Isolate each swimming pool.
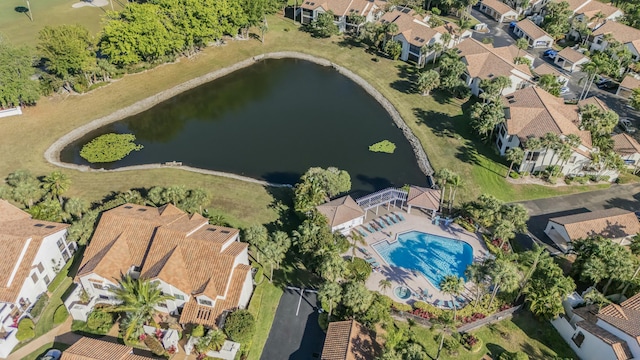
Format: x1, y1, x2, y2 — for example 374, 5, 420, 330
373, 231, 473, 289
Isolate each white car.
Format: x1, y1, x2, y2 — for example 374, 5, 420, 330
619, 118, 637, 134
560, 87, 570, 95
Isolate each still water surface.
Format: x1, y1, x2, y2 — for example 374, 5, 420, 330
61, 59, 428, 193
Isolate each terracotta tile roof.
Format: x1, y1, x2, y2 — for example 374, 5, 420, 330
613, 133, 640, 155
300, 0, 381, 16
579, 96, 610, 112
576, 320, 633, 360
577, 1, 621, 21
406, 186, 440, 211
317, 195, 365, 228
533, 63, 564, 78
620, 74, 640, 90
0, 200, 68, 303
551, 0, 590, 12
597, 293, 640, 348
548, 208, 640, 241
515, 19, 551, 40
379, 9, 438, 47
457, 38, 532, 80
321, 320, 379, 360
79, 204, 249, 326
556, 47, 588, 63
593, 21, 640, 45
480, 0, 516, 15
502, 87, 592, 147
61, 337, 158, 360
179, 264, 251, 327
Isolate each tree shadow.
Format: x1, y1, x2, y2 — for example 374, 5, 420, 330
336, 36, 363, 49
511, 312, 575, 359
390, 63, 418, 95
14, 6, 29, 18
605, 192, 640, 211
486, 343, 507, 358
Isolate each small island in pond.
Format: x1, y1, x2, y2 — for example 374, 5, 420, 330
369, 140, 396, 154
80, 133, 143, 163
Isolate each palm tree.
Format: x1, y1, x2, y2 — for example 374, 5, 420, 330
522, 137, 542, 174
465, 261, 488, 307
505, 147, 525, 178
434, 168, 452, 209
187, 188, 210, 214
115, 190, 146, 205
350, 233, 366, 262
262, 231, 291, 282
378, 279, 392, 294
197, 330, 226, 352
493, 76, 512, 96
385, 22, 399, 43
447, 172, 462, 212
43, 171, 71, 205
64, 197, 89, 220
441, 32, 452, 49
590, 11, 606, 27
419, 44, 429, 67
105, 276, 174, 340
163, 185, 187, 206
493, 220, 516, 250
342, 282, 373, 315
243, 225, 268, 263
416, 70, 440, 96
515, 244, 548, 302
318, 282, 342, 320
541, 132, 561, 166
430, 42, 443, 64
487, 258, 520, 308
440, 275, 465, 320
579, 60, 599, 100
11, 179, 43, 209
319, 252, 347, 282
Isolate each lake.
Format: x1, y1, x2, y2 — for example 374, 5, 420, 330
60, 58, 428, 194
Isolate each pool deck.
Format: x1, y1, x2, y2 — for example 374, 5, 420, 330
354, 206, 490, 308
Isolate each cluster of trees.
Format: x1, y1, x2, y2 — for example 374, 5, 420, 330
293, 167, 351, 214
436, 49, 469, 98
578, 46, 633, 100
462, 194, 529, 249
434, 168, 462, 212
579, 103, 619, 151
1, 0, 282, 106
542, 1, 573, 39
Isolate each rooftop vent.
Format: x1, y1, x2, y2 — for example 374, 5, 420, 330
34, 224, 44, 227
207, 228, 217, 232
124, 205, 133, 209
401, 7, 411, 13
45, 225, 55, 229
221, 230, 230, 234
137, 208, 147, 212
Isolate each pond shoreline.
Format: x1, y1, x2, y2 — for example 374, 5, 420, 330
44, 52, 434, 187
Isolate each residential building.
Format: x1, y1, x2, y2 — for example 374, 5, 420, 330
495, 87, 594, 175
552, 292, 640, 360
513, 19, 554, 48
68, 203, 253, 330
456, 38, 534, 96
0, 200, 73, 358
554, 47, 589, 73
300, 0, 386, 32
378, 8, 471, 65
520, 0, 551, 16
571, 1, 623, 28
317, 195, 366, 235
578, 95, 610, 112
478, 0, 518, 23
321, 320, 380, 360
544, 208, 640, 251
590, 21, 640, 62
533, 63, 568, 85
61, 337, 157, 360
617, 73, 640, 99
612, 133, 640, 170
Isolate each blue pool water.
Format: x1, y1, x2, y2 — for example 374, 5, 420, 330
373, 231, 473, 289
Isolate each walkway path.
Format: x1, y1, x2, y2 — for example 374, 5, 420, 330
6, 318, 82, 360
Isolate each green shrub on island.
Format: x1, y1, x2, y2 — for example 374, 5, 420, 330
369, 140, 396, 154
80, 133, 143, 163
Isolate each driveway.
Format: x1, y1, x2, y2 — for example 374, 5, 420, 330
470, 8, 517, 48
516, 183, 640, 251
260, 287, 325, 360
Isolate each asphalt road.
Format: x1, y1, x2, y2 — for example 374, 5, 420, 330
470, 8, 517, 48
517, 183, 640, 251
260, 288, 325, 360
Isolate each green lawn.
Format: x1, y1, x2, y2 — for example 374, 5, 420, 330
400, 311, 577, 360
35, 277, 72, 337
21, 342, 70, 360
246, 281, 283, 360
0, 0, 124, 47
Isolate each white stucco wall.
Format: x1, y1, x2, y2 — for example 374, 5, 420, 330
332, 216, 365, 235
237, 271, 254, 309
551, 316, 619, 360
154, 280, 189, 314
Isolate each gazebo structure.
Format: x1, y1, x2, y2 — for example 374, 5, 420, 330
317, 195, 366, 235
406, 186, 440, 217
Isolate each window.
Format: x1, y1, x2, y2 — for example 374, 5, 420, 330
92, 283, 103, 290
198, 298, 213, 307
44, 275, 50, 285
158, 302, 167, 308
497, 138, 503, 150
57, 239, 65, 250
569, 156, 576, 163
595, 37, 603, 45
530, 152, 540, 161
37, 263, 44, 273
31, 273, 38, 283
174, 294, 185, 301
572, 332, 585, 347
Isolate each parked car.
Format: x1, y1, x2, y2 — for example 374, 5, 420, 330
597, 80, 618, 90
40, 349, 61, 360
560, 86, 571, 95
544, 49, 557, 59
509, 21, 517, 29
595, 77, 610, 86
619, 118, 637, 134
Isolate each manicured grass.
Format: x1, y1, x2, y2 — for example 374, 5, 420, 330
246, 281, 283, 360
399, 310, 576, 360
0, 0, 124, 47
0, 14, 611, 229
21, 342, 70, 360
34, 277, 73, 337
